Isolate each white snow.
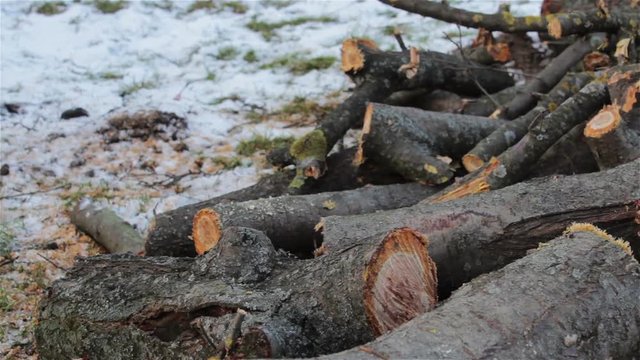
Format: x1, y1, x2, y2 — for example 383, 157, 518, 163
0, 0, 541, 354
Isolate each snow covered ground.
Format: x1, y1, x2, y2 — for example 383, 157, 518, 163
0, 0, 541, 356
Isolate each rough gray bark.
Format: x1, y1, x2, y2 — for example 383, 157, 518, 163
320, 228, 640, 360
358, 103, 507, 184
36, 227, 437, 359
320, 160, 640, 296
192, 182, 441, 256
70, 199, 145, 254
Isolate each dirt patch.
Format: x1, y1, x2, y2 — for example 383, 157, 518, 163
98, 110, 188, 143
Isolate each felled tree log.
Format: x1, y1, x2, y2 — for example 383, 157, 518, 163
607, 65, 640, 127
36, 227, 437, 359
584, 104, 640, 169
146, 147, 403, 257
320, 225, 640, 360
462, 71, 596, 172
530, 121, 598, 177
355, 103, 507, 184
319, 160, 640, 295
70, 199, 145, 255
498, 34, 605, 119
379, 0, 640, 38
461, 85, 522, 116
287, 38, 514, 188
190, 182, 441, 256
438, 78, 610, 201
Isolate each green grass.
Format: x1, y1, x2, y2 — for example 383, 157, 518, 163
205, 71, 216, 81
35, 2, 67, 15
98, 71, 124, 80
187, 0, 215, 13
94, 0, 127, 14
236, 135, 294, 156
0, 288, 13, 313
216, 46, 239, 61
0, 224, 15, 258
243, 50, 258, 63
223, 1, 247, 13
119, 79, 157, 97
59, 182, 115, 209
260, 54, 336, 74
211, 156, 243, 169
247, 16, 335, 40
275, 96, 334, 120
262, 0, 293, 9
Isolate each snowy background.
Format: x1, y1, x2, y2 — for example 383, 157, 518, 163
0, 0, 540, 356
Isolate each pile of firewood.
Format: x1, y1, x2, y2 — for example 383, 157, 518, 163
37, 0, 639, 359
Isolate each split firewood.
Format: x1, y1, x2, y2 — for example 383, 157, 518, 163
320, 225, 640, 360
146, 147, 403, 257
286, 38, 514, 188
462, 71, 596, 172
190, 182, 441, 256
36, 227, 437, 359
319, 160, 640, 295
530, 121, 598, 177
379, 0, 640, 38
70, 198, 145, 255
498, 34, 606, 119
355, 103, 507, 184
436, 77, 612, 202
584, 104, 640, 169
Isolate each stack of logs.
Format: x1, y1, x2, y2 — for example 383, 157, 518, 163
38, 0, 640, 359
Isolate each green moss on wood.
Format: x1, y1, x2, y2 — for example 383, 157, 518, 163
36, 2, 67, 15
290, 129, 327, 161
236, 135, 294, 156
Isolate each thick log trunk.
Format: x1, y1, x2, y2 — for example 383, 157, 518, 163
607, 65, 640, 127
190, 182, 441, 256
320, 225, 640, 360
70, 199, 145, 255
462, 71, 596, 172
437, 78, 610, 202
319, 160, 640, 296
461, 85, 521, 116
35, 227, 437, 359
584, 104, 640, 169
356, 103, 507, 184
146, 147, 403, 257
499, 34, 604, 119
287, 38, 514, 188
379, 0, 640, 38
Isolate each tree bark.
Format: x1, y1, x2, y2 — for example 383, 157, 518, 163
584, 104, 640, 169
319, 226, 640, 360
319, 160, 640, 296
288, 38, 514, 188
190, 182, 441, 256
462, 71, 596, 172
607, 65, 640, 128
356, 103, 507, 184
379, 0, 640, 38
437, 78, 610, 202
70, 199, 145, 255
36, 227, 437, 359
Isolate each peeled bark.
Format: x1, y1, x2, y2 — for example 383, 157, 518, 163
190, 182, 441, 256
462, 71, 596, 172
356, 103, 507, 184
438, 79, 609, 202
36, 227, 437, 359
70, 199, 145, 255
584, 104, 640, 169
319, 160, 640, 296
288, 38, 514, 188
320, 225, 640, 360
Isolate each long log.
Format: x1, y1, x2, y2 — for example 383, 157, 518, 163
35, 227, 437, 359
436, 77, 610, 202
287, 38, 514, 188
320, 225, 640, 360
145, 147, 403, 257
462, 71, 596, 172
355, 103, 507, 184
319, 160, 640, 296
379, 0, 640, 38
190, 182, 441, 256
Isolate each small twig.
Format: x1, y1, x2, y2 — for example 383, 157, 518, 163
393, 28, 408, 51
0, 184, 67, 200
0, 256, 17, 267
216, 308, 248, 360
37, 253, 69, 270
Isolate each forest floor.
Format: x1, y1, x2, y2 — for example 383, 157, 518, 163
0, 0, 540, 357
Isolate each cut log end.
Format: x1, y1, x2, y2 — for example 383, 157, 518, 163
547, 16, 562, 39
193, 208, 222, 255
432, 157, 500, 203
354, 103, 375, 166
341, 38, 378, 73
565, 223, 634, 257
584, 105, 622, 138
462, 153, 485, 172
364, 228, 438, 336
